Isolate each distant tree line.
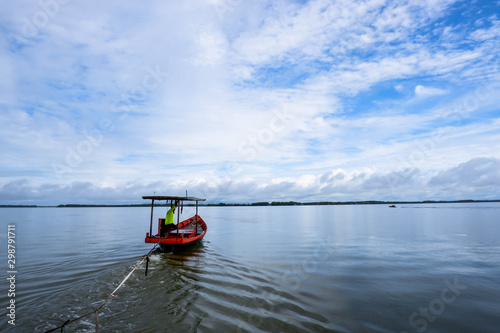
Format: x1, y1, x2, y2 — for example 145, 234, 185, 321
2, 199, 499, 208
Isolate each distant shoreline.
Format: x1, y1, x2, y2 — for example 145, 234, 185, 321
1, 199, 499, 208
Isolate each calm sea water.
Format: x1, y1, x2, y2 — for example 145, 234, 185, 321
1, 203, 499, 332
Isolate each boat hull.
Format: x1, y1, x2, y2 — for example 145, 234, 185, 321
145, 215, 207, 246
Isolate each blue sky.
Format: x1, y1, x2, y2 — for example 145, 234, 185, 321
1, 0, 499, 205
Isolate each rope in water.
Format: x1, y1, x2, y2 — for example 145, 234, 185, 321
44, 243, 162, 333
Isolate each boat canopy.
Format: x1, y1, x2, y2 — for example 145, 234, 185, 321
142, 195, 206, 202
143, 195, 206, 238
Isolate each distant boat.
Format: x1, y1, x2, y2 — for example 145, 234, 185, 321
389, 204, 396, 208
143, 195, 207, 252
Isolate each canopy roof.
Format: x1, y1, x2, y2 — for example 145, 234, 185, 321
142, 195, 206, 202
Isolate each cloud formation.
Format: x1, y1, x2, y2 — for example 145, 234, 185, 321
414, 85, 448, 98
429, 158, 500, 199
1, 0, 499, 204
2, 157, 499, 205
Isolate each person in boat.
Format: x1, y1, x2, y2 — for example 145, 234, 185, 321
161, 203, 177, 236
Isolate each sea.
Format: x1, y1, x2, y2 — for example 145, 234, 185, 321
0, 203, 499, 332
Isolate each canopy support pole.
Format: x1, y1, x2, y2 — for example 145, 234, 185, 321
149, 199, 154, 237
176, 200, 180, 239
195, 201, 199, 235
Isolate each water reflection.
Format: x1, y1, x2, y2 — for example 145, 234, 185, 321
1, 204, 499, 332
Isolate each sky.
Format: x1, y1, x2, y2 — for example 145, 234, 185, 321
0, 0, 499, 205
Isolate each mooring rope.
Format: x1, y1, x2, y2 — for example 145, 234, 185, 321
44, 243, 162, 333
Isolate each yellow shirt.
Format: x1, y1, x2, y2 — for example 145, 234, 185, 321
165, 205, 175, 225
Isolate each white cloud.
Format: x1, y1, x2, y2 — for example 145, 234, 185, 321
469, 19, 500, 41
414, 85, 448, 97
429, 158, 500, 199
193, 27, 228, 66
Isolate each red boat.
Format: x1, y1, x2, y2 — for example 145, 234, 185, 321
143, 195, 207, 251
